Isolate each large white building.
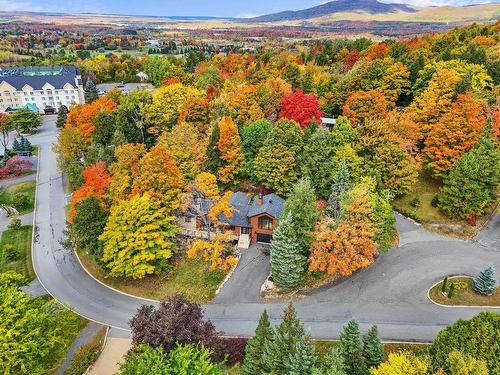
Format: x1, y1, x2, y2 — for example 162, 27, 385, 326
0, 66, 85, 114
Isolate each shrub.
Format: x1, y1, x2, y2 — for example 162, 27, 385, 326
441, 277, 448, 293
448, 283, 455, 298
0, 156, 32, 177
472, 266, 497, 296
431, 195, 440, 208
218, 337, 247, 366
8, 218, 22, 230
12, 193, 30, 210
3, 244, 19, 261
410, 196, 421, 209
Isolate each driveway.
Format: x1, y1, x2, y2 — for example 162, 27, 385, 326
30, 116, 500, 342
214, 245, 270, 304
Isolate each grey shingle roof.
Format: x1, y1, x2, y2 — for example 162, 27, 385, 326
221, 192, 285, 227
0, 66, 80, 90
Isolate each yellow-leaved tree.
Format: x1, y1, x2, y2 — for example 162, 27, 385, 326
187, 172, 238, 271
216, 116, 246, 187
100, 194, 178, 279
371, 352, 429, 375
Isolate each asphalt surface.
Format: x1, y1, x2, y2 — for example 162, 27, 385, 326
31, 116, 500, 342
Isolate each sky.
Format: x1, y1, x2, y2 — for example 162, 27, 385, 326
1, 0, 499, 18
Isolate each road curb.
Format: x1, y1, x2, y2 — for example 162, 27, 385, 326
427, 275, 500, 309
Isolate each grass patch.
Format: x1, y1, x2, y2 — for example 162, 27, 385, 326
77, 249, 228, 303
429, 276, 500, 307
0, 225, 34, 279
0, 180, 36, 214
64, 326, 107, 375
393, 170, 447, 223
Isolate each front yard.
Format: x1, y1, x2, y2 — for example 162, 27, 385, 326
0, 180, 36, 214
0, 225, 34, 279
77, 249, 228, 303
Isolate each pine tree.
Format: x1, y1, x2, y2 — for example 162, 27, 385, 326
472, 266, 497, 295
326, 158, 351, 219
84, 79, 99, 103
12, 138, 21, 151
313, 347, 347, 375
362, 325, 384, 368
441, 276, 448, 293
339, 320, 368, 375
264, 303, 306, 375
204, 121, 221, 177
289, 335, 317, 375
282, 178, 320, 255
242, 310, 274, 375
56, 105, 68, 128
270, 213, 307, 291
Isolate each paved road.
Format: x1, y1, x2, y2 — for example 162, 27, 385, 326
31, 116, 500, 342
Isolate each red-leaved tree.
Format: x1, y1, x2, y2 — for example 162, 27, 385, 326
279, 90, 323, 129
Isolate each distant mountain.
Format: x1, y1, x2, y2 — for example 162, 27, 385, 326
248, 0, 417, 22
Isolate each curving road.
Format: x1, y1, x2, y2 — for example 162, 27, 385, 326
31, 117, 500, 342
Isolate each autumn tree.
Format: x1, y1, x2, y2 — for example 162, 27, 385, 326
0, 113, 14, 152
205, 121, 222, 177
257, 77, 292, 120
424, 93, 486, 178
132, 145, 185, 210
371, 352, 429, 375
65, 96, 116, 141
54, 126, 87, 189
438, 137, 499, 221
100, 194, 178, 278
378, 62, 410, 105
279, 90, 323, 129
343, 90, 388, 126
229, 84, 264, 126
68, 161, 111, 222
159, 122, 206, 182
216, 116, 246, 187
142, 83, 203, 133
108, 143, 147, 204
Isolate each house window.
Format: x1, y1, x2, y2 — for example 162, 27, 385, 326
258, 216, 273, 230
241, 227, 250, 234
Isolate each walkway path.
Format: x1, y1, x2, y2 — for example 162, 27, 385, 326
30, 116, 500, 342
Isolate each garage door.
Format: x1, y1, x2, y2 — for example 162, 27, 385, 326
256, 233, 272, 244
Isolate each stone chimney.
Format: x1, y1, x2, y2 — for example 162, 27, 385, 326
257, 193, 263, 206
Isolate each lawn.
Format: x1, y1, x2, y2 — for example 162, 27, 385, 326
0, 225, 34, 279
314, 340, 429, 359
0, 181, 36, 214
77, 249, 228, 303
392, 169, 447, 223
429, 276, 500, 307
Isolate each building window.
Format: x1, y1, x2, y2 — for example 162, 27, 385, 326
258, 216, 273, 230
241, 227, 250, 234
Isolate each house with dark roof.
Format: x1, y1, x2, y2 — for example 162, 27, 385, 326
0, 66, 84, 114
181, 191, 285, 247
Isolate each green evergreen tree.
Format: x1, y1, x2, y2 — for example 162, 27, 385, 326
264, 303, 306, 375
439, 138, 499, 220
326, 158, 351, 219
289, 335, 317, 375
301, 128, 336, 198
271, 213, 307, 291
282, 178, 319, 255
242, 310, 274, 375
313, 347, 347, 375
472, 266, 497, 295
84, 79, 99, 103
339, 320, 368, 375
12, 138, 21, 151
56, 105, 68, 128
362, 325, 384, 368
204, 122, 221, 177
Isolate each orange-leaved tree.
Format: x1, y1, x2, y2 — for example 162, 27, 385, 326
216, 116, 245, 187
343, 89, 388, 126
309, 217, 377, 277
68, 161, 111, 222
424, 93, 486, 178
131, 145, 185, 210
65, 96, 116, 142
